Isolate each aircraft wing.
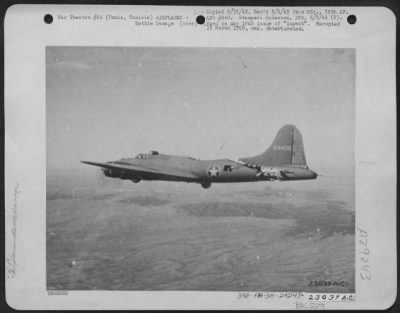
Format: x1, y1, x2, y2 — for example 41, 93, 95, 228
81, 160, 199, 181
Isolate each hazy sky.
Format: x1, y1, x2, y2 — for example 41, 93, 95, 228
46, 47, 355, 173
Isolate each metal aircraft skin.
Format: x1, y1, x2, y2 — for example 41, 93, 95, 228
82, 124, 318, 189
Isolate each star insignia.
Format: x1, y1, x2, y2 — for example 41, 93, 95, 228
207, 166, 220, 177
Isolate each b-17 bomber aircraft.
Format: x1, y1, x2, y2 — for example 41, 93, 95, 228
81, 124, 318, 189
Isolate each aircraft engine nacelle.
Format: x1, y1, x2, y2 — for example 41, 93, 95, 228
102, 168, 119, 178
257, 167, 283, 180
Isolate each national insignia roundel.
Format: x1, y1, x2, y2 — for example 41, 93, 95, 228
207, 165, 221, 177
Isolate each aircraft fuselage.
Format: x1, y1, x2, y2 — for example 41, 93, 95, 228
104, 153, 317, 185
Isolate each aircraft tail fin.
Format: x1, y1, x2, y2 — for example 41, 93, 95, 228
240, 124, 308, 167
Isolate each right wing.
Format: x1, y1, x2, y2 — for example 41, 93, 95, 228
81, 160, 199, 181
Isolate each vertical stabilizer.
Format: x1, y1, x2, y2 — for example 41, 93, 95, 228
239, 124, 307, 167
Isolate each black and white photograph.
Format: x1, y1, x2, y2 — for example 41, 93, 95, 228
46, 47, 355, 292
5, 5, 396, 310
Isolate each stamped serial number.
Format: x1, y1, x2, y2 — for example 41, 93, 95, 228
308, 294, 354, 301
308, 280, 349, 287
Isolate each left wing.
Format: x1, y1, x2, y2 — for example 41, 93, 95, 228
81, 161, 199, 181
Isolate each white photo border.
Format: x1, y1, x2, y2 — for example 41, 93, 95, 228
4, 5, 397, 310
